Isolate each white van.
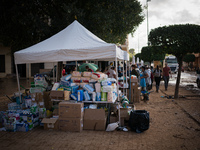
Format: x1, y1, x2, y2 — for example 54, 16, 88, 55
165, 56, 178, 73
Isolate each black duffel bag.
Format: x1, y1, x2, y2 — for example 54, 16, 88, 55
129, 110, 149, 133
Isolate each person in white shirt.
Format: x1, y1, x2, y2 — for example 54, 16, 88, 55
145, 66, 152, 90
107, 67, 116, 79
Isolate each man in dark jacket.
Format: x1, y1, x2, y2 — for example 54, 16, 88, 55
131, 65, 139, 78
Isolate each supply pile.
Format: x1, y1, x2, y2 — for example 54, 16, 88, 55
50, 71, 118, 102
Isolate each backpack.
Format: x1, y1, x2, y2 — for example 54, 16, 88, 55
154, 69, 160, 77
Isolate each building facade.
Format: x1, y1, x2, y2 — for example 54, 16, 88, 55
0, 44, 12, 78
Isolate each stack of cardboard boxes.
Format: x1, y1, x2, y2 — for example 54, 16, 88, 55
58, 102, 83, 132
130, 79, 141, 103
119, 104, 134, 126
83, 109, 107, 131
30, 91, 52, 110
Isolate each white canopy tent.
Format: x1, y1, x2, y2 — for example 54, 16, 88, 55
14, 20, 128, 64
14, 20, 129, 126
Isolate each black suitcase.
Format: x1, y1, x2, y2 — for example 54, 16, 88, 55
129, 110, 149, 133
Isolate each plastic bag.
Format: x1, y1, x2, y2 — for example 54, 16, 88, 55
89, 104, 97, 109
107, 92, 113, 102
106, 122, 119, 131
72, 71, 82, 77
101, 80, 112, 86
101, 86, 113, 92
129, 110, 149, 133
83, 84, 94, 93
71, 85, 79, 94
61, 74, 71, 81
96, 92, 101, 101
91, 92, 96, 101
70, 93, 77, 100
83, 91, 90, 101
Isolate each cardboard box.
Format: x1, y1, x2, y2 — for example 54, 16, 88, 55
43, 91, 51, 109
110, 115, 118, 123
120, 108, 129, 118
128, 83, 140, 103
59, 102, 84, 118
53, 108, 59, 115
31, 93, 43, 103
59, 118, 83, 132
83, 109, 107, 131
41, 118, 58, 130
120, 105, 135, 121
133, 87, 141, 103
131, 78, 138, 83
50, 91, 64, 100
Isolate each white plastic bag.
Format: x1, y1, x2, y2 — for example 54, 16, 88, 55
106, 122, 119, 131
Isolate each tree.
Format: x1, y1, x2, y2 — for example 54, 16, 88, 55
183, 54, 195, 65
135, 53, 141, 62
129, 48, 135, 62
0, 0, 144, 52
129, 48, 135, 55
141, 46, 153, 64
149, 24, 200, 98
141, 46, 165, 65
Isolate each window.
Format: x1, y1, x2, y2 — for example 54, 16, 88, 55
0, 55, 5, 73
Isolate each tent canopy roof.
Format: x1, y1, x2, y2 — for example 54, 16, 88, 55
14, 20, 129, 64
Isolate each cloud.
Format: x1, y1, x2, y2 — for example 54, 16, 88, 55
129, 0, 200, 52
175, 9, 195, 23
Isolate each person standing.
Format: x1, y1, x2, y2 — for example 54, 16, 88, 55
140, 66, 149, 101
109, 67, 117, 79
131, 65, 139, 78
163, 63, 171, 91
62, 64, 66, 76
145, 66, 152, 90
140, 66, 149, 91
154, 65, 162, 92
85, 66, 94, 72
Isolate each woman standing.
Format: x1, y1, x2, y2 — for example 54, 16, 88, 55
153, 65, 162, 92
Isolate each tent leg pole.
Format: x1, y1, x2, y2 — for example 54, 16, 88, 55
129, 63, 131, 103
15, 64, 22, 103
123, 60, 124, 95
56, 62, 58, 82
126, 61, 128, 97
76, 61, 77, 71
115, 57, 121, 127
53, 63, 55, 83
100, 62, 102, 72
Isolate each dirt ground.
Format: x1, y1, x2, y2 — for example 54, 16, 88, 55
0, 78, 200, 150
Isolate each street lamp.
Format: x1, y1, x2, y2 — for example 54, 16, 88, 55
147, 0, 151, 46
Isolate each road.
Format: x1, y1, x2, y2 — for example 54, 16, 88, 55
0, 72, 199, 150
